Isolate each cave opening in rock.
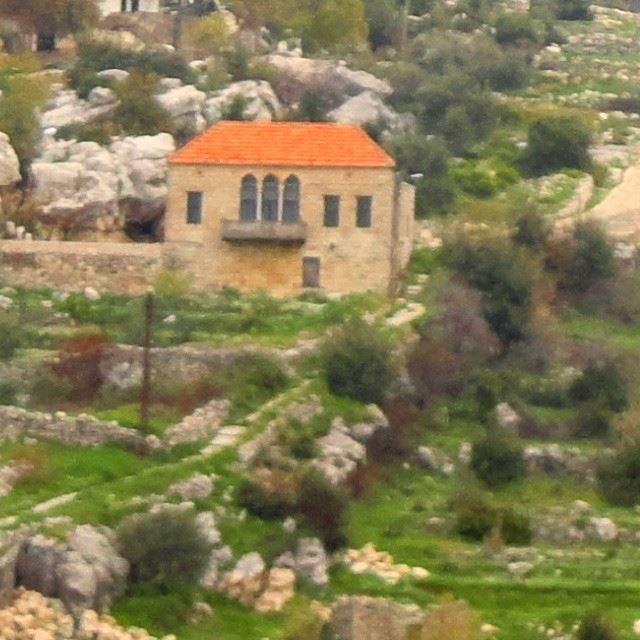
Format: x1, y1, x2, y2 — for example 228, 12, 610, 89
124, 219, 160, 242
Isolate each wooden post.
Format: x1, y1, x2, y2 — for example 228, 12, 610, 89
140, 291, 154, 430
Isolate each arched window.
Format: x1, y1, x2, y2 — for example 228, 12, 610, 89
240, 174, 258, 221
282, 175, 300, 223
262, 175, 279, 222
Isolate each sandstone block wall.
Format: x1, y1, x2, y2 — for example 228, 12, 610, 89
166, 164, 413, 295
0, 240, 164, 295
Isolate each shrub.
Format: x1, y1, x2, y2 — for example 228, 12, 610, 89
296, 90, 330, 122
278, 597, 328, 640
224, 353, 289, 415
297, 469, 348, 550
117, 509, 211, 587
558, 223, 615, 294
499, 507, 532, 545
471, 432, 525, 487
444, 238, 534, 346
494, 13, 541, 47
321, 320, 394, 405
0, 314, 22, 360
569, 362, 627, 413
572, 407, 612, 439
521, 116, 592, 176
74, 41, 193, 83
421, 598, 480, 640
577, 612, 618, 640
0, 379, 18, 405
597, 448, 640, 506
51, 332, 112, 401
29, 370, 75, 407
512, 209, 549, 249
113, 72, 174, 136
555, 0, 592, 20
236, 469, 299, 519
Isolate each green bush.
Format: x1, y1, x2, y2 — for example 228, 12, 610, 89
559, 222, 615, 294
237, 472, 298, 519
223, 353, 289, 415
569, 362, 627, 413
494, 13, 541, 47
500, 507, 532, 545
445, 238, 533, 346
577, 612, 618, 640
471, 432, 525, 487
0, 314, 22, 360
572, 407, 612, 439
74, 41, 194, 83
521, 116, 592, 176
321, 320, 394, 405
113, 72, 174, 137
117, 509, 211, 587
297, 469, 348, 550
512, 209, 549, 249
0, 379, 18, 405
597, 448, 640, 506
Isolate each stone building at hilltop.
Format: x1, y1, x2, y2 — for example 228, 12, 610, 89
164, 121, 415, 295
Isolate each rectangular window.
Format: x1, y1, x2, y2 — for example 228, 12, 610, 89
303, 257, 320, 288
186, 191, 202, 224
356, 196, 372, 228
323, 195, 340, 227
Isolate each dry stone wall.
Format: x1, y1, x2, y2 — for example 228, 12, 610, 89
0, 240, 163, 295
0, 406, 156, 452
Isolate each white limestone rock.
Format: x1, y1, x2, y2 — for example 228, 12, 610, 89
0, 132, 20, 186
204, 80, 283, 123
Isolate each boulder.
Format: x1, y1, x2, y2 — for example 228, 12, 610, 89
15, 526, 128, 617
217, 552, 266, 606
0, 132, 20, 186
314, 419, 367, 485
492, 403, 521, 434
264, 54, 391, 106
587, 517, 618, 542
254, 568, 295, 613
155, 85, 206, 137
204, 81, 283, 124
331, 596, 424, 640
39, 85, 116, 130
328, 92, 409, 131
294, 538, 328, 587
416, 446, 454, 475
168, 473, 214, 500
0, 533, 21, 592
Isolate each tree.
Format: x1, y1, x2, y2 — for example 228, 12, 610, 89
471, 432, 525, 487
0, 0, 99, 50
521, 116, 592, 176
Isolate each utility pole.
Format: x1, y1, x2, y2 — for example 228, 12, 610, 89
140, 290, 154, 431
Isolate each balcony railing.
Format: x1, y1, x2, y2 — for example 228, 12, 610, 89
221, 219, 308, 244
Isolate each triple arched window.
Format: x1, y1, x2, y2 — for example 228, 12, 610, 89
239, 174, 300, 223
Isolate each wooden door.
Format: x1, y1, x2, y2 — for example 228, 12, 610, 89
303, 257, 320, 288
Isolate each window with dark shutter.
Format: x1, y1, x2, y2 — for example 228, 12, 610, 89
356, 196, 372, 228
240, 175, 258, 221
186, 191, 202, 224
262, 175, 279, 222
283, 175, 300, 223
323, 195, 340, 227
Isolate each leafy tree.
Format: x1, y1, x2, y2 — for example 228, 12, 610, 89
569, 362, 627, 413
521, 116, 592, 176
365, 0, 402, 50
112, 72, 174, 136
0, 75, 48, 169
321, 319, 394, 404
494, 12, 541, 47
117, 510, 211, 587
387, 135, 455, 216
0, 0, 99, 49
471, 432, 525, 487
559, 222, 615, 293
445, 238, 534, 346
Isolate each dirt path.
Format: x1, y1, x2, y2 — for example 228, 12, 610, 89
583, 162, 640, 241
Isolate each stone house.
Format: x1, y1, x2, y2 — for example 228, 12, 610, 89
98, 0, 161, 16
165, 121, 415, 295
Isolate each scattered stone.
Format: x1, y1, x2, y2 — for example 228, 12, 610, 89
254, 567, 295, 613
168, 473, 214, 500
341, 544, 429, 585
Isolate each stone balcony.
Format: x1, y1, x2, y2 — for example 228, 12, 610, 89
221, 219, 308, 244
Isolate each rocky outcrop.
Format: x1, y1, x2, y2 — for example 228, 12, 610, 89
14, 526, 128, 618
265, 54, 391, 106
328, 92, 410, 131
39, 85, 118, 131
0, 132, 20, 186
0, 532, 21, 592
0, 588, 172, 640
0, 405, 158, 452
204, 81, 283, 123
31, 133, 175, 239
340, 544, 429, 585
331, 596, 424, 640
168, 473, 215, 500
155, 83, 207, 137
217, 552, 266, 607
254, 567, 295, 613
275, 537, 329, 587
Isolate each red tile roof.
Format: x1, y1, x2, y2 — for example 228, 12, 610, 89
169, 121, 395, 168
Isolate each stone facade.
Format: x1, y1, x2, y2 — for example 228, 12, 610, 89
165, 164, 414, 295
